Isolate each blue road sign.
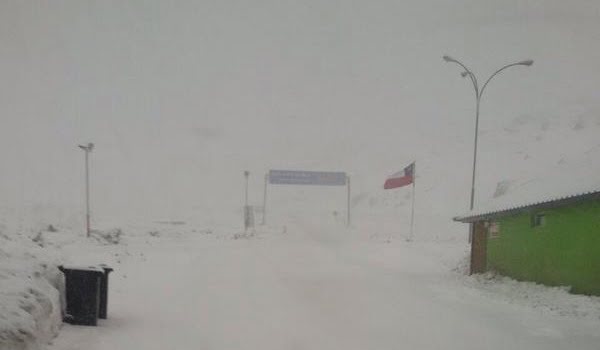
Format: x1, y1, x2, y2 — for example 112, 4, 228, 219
268, 170, 347, 186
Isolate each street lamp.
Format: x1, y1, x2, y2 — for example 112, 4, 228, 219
78, 142, 94, 237
443, 56, 533, 213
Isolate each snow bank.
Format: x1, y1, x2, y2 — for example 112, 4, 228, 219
460, 271, 600, 322
0, 231, 62, 350
441, 244, 600, 322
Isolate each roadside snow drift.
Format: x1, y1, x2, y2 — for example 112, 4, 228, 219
0, 231, 62, 350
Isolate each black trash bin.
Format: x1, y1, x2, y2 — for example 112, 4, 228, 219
98, 265, 113, 319
58, 265, 105, 326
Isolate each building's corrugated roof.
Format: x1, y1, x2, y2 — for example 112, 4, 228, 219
454, 171, 600, 222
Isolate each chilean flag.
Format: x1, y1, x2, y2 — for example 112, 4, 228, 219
384, 162, 415, 189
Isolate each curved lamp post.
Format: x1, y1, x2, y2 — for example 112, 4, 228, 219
443, 56, 533, 213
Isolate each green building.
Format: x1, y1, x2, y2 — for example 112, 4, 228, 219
454, 183, 600, 296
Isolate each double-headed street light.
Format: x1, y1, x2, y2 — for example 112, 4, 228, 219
78, 142, 94, 237
443, 56, 533, 214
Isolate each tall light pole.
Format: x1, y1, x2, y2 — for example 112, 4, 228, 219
443, 56, 533, 214
78, 143, 94, 237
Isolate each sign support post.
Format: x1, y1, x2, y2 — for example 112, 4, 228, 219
346, 175, 351, 227
262, 173, 268, 225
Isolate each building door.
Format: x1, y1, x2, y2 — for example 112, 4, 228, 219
470, 221, 487, 274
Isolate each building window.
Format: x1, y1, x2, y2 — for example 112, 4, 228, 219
531, 213, 545, 227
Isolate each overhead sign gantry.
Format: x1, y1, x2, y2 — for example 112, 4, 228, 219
262, 170, 351, 226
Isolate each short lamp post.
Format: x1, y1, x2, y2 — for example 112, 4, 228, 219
78, 143, 94, 237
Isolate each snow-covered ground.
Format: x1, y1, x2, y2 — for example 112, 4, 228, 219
3, 219, 598, 350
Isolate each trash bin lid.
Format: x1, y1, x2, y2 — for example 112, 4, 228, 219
98, 264, 113, 273
59, 265, 105, 273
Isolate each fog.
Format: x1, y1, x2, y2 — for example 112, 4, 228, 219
1, 0, 599, 237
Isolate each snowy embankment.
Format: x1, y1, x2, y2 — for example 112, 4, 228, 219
0, 229, 62, 350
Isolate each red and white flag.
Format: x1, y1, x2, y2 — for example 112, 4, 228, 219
384, 162, 415, 189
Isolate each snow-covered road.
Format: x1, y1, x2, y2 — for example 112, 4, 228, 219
49, 225, 600, 350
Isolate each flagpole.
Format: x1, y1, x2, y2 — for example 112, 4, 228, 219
409, 162, 416, 241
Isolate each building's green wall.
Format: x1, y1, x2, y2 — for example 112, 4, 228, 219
487, 199, 600, 295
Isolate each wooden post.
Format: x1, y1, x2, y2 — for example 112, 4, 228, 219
470, 221, 488, 274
